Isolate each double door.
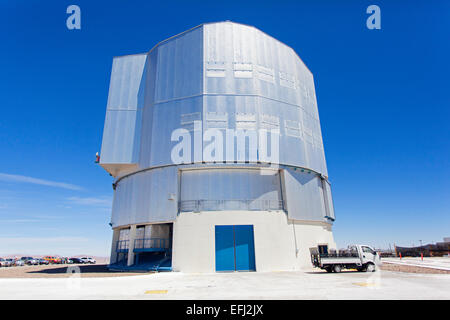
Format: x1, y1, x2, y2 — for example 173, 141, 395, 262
215, 225, 256, 272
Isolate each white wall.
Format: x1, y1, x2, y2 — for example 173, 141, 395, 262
172, 210, 335, 273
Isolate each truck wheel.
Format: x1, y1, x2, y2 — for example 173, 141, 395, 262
325, 267, 332, 273
333, 265, 342, 273
365, 263, 376, 272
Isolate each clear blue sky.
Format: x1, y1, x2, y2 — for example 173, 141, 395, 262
0, 0, 449, 256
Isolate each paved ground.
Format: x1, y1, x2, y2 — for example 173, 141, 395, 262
381, 257, 450, 271
0, 267, 448, 299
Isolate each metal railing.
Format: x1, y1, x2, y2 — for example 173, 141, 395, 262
179, 199, 284, 212
134, 238, 171, 250
116, 240, 129, 252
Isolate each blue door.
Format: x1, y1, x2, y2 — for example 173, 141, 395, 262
235, 225, 256, 271
215, 225, 255, 272
215, 225, 235, 271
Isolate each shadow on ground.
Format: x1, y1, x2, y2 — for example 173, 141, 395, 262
27, 264, 115, 275
305, 270, 362, 274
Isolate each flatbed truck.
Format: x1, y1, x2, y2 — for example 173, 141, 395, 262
310, 244, 381, 273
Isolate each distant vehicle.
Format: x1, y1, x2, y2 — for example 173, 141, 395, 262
59, 257, 68, 264
6, 259, 16, 267
43, 256, 61, 264
14, 260, 25, 266
311, 244, 381, 273
69, 257, 84, 264
21, 257, 39, 265
0, 258, 11, 267
37, 258, 49, 265
60, 257, 73, 264
80, 257, 96, 264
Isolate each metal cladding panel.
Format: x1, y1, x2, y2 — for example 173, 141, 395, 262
140, 96, 203, 168
111, 166, 178, 227
283, 168, 327, 222
154, 27, 203, 102
258, 96, 307, 167
204, 22, 302, 107
100, 54, 146, 165
138, 27, 203, 168
180, 168, 281, 202
202, 22, 328, 177
106, 54, 147, 111
323, 180, 335, 220
100, 109, 142, 164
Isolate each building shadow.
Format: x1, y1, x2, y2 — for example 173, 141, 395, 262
27, 264, 112, 274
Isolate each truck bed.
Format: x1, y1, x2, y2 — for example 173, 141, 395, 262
320, 256, 361, 265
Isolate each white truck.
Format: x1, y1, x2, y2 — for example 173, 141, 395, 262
310, 244, 381, 273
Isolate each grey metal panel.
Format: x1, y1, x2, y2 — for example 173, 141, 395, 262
140, 96, 204, 168
111, 166, 178, 227
202, 22, 327, 175
180, 168, 282, 210
100, 54, 146, 165
283, 168, 327, 222
106, 54, 147, 111
154, 27, 203, 102
322, 180, 335, 220
100, 109, 142, 164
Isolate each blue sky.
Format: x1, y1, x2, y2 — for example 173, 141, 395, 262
0, 0, 449, 256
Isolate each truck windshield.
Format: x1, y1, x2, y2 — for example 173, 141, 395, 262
362, 246, 375, 254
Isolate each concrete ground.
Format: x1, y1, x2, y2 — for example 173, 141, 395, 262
381, 257, 450, 271
0, 266, 449, 299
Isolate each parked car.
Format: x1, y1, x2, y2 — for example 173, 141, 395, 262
14, 260, 25, 266
20, 257, 39, 265
60, 257, 73, 264
80, 257, 96, 264
37, 258, 49, 265
69, 257, 84, 264
43, 256, 61, 264
0, 258, 11, 267
6, 259, 16, 266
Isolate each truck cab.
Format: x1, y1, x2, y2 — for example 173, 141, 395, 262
358, 245, 380, 267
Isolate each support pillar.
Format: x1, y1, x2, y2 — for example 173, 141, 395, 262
109, 229, 120, 264
127, 225, 137, 266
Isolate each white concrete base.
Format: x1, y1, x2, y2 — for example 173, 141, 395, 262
172, 210, 336, 273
